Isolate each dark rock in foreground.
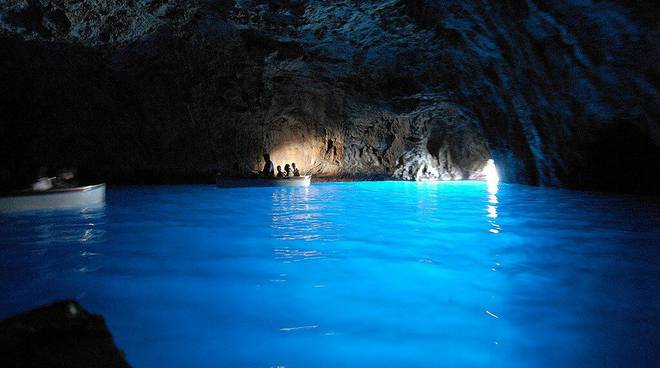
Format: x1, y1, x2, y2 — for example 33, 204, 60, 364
0, 300, 130, 368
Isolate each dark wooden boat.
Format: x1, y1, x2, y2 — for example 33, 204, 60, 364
216, 175, 312, 188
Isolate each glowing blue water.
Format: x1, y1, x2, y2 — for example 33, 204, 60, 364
1, 181, 659, 367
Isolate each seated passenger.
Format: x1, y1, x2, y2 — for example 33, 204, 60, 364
32, 177, 52, 191
276, 165, 285, 178
32, 167, 52, 191
284, 164, 292, 178
292, 162, 300, 177
262, 153, 275, 177
53, 169, 77, 188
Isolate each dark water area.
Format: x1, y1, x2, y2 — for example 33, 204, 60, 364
1, 181, 659, 367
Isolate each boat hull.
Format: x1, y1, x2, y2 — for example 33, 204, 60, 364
0, 184, 106, 213
216, 175, 311, 188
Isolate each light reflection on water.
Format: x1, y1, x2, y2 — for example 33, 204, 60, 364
0, 182, 659, 367
270, 187, 328, 242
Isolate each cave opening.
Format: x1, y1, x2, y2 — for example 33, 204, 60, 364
482, 159, 500, 185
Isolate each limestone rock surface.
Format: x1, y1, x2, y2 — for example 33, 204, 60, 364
1, 0, 659, 193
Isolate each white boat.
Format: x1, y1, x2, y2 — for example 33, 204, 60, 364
216, 175, 312, 188
0, 183, 106, 213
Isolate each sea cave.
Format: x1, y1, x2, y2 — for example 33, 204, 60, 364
0, 1, 659, 367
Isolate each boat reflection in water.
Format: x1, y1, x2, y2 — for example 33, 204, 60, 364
0, 204, 107, 311
269, 187, 333, 264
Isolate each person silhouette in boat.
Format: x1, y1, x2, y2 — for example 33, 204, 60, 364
276, 165, 285, 178
32, 166, 52, 191
284, 164, 293, 178
261, 153, 274, 177
292, 162, 300, 177
53, 168, 77, 188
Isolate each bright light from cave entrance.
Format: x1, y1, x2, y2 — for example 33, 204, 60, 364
484, 159, 499, 184
483, 159, 499, 194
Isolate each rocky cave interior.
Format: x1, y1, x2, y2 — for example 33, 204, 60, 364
1, 0, 659, 194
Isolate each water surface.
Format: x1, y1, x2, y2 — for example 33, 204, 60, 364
1, 181, 659, 367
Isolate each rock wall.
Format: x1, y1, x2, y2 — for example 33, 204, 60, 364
1, 0, 658, 193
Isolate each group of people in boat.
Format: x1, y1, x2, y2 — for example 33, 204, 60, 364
31, 168, 78, 191
261, 154, 300, 178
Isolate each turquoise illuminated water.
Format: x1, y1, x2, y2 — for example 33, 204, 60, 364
1, 181, 659, 367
